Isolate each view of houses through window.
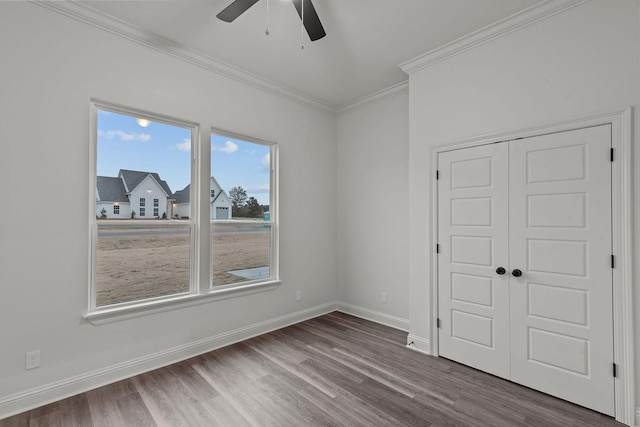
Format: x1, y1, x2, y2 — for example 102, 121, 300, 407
94, 108, 193, 307
211, 133, 272, 287
93, 105, 276, 309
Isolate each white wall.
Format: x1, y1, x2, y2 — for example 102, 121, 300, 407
173, 203, 190, 219
405, 0, 639, 422
96, 202, 130, 219
336, 90, 410, 329
0, 2, 336, 415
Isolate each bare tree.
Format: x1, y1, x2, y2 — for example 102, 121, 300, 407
229, 186, 247, 216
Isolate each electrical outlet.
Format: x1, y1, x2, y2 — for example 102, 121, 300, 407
26, 350, 40, 370
381, 292, 387, 303
296, 290, 301, 301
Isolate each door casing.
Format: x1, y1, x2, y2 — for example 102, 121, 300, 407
429, 108, 635, 425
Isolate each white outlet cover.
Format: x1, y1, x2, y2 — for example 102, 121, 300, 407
26, 350, 40, 370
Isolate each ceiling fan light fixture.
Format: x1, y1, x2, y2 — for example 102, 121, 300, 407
217, 0, 326, 43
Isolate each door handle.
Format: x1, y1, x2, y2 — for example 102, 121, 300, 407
511, 269, 522, 277
496, 267, 506, 275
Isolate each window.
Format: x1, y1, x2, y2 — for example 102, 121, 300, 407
211, 132, 276, 288
92, 103, 193, 309
89, 102, 278, 318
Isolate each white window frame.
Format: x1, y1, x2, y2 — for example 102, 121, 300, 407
210, 128, 279, 290
85, 101, 280, 325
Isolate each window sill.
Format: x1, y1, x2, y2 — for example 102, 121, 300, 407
83, 280, 281, 325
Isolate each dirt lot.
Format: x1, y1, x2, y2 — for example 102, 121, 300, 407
96, 226, 269, 307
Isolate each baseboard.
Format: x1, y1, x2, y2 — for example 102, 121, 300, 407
406, 334, 431, 355
0, 302, 336, 419
335, 302, 410, 331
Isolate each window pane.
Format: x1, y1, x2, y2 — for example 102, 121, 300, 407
95, 108, 192, 307
211, 223, 270, 286
96, 225, 191, 306
211, 133, 272, 287
210, 135, 270, 220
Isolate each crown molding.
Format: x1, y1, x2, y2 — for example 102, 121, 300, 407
31, 0, 336, 115
399, 0, 590, 75
336, 81, 409, 114
31, 0, 591, 114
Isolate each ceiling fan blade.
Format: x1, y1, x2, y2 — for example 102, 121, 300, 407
291, 0, 326, 41
217, 0, 260, 23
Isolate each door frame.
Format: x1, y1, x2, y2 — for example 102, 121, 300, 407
430, 108, 635, 425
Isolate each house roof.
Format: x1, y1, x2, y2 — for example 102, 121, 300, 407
173, 178, 231, 204
96, 176, 128, 202
173, 184, 190, 204
118, 169, 173, 196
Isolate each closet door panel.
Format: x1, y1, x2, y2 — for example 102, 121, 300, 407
437, 143, 510, 378
508, 125, 614, 416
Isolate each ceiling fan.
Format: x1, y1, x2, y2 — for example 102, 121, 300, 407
217, 0, 326, 41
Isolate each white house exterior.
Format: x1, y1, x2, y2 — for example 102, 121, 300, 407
210, 176, 232, 220
171, 186, 190, 219
172, 177, 232, 220
96, 169, 174, 219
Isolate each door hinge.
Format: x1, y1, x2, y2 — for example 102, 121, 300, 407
611, 254, 615, 269
610, 148, 614, 162
436, 170, 440, 180
613, 363, 617, 378
436, 318, 441, 328
436, 244, 440, 254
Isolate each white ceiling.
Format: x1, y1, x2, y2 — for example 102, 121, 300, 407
76, 0, 544, 109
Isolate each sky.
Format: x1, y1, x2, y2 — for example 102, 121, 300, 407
97, 110, 271, 205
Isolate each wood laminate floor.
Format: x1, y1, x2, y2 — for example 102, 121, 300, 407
0, 312, 624, 426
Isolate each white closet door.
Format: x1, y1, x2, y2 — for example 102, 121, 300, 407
508, 125, 614, 415
437, 143, 510, 379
